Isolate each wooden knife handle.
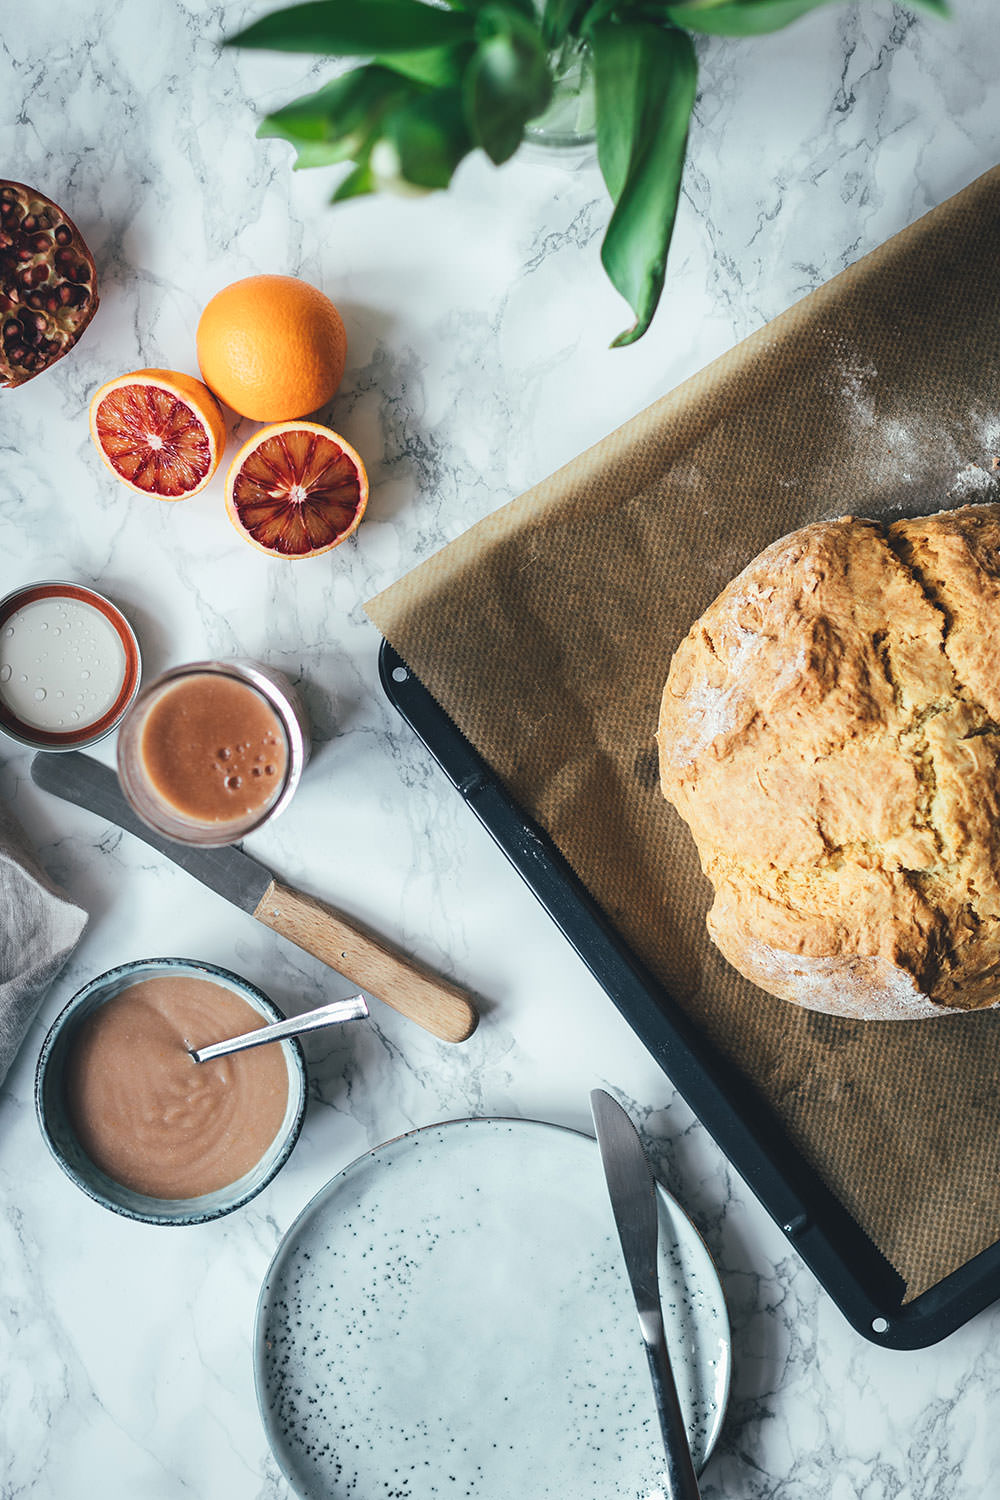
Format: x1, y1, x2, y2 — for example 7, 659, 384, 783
253, 878, 478, 1044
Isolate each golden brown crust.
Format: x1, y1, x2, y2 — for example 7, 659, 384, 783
657, 503, 1000, 1019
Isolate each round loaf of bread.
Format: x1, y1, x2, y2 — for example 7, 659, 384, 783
657, 503, 1000, 1019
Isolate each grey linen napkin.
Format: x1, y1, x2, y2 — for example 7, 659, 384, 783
0, 800, 87, 1086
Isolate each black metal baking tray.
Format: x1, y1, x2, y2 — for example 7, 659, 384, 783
379, 638, 1000, 1348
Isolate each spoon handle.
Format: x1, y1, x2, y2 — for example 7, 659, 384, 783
191, 994, 369, 1063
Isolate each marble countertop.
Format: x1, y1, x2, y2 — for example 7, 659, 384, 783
3, 1, 1000, 1495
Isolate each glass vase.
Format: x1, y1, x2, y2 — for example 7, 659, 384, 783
523, 38, 596, 162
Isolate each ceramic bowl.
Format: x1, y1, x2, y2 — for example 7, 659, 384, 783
35, 957, 307, 1225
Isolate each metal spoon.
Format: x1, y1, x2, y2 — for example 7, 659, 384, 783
189, 994, 369, 1063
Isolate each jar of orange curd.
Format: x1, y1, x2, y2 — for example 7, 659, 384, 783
116, 660, 310, 846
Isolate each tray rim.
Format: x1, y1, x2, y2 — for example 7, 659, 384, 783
379, 636, 1000, 1350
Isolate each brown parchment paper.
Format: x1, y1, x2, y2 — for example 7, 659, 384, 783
366, 166, 1000, 1302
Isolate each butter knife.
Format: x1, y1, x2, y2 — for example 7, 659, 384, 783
590, 1089, 702, 1500
30, 750, 478, 1044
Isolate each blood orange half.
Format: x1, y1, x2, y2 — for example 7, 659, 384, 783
89, 368, 226, 499
224, 421, 368, 559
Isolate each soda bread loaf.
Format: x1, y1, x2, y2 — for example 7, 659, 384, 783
657, 503, 1000, 1019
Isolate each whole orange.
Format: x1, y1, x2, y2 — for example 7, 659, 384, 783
196, 274, 347, 422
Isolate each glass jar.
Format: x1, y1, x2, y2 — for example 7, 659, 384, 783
523, 39, 596, 162
117, 660, 310, 847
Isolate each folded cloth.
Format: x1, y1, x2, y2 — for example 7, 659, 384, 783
0, 800, 87, 1087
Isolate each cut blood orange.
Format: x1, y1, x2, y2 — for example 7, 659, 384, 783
224, 421, 368, 559
89, 368, 226, 499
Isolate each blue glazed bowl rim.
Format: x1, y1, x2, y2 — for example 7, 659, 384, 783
35, 956, 307, 1226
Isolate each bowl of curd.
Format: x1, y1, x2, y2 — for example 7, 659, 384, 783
35, 957, 307, 1225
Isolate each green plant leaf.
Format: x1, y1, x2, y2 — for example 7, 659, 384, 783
373, 42, 475, 85
331, 159, 378, 199
661, 0, 947, 37
662, 0, 835, 34
258, 66, 418, 167
257, 64, 422, 172
463, 7, 552, 164
226, 0, 474, 55
540, 0, 584, 48
447, 0, 537, 18
662, 0, 948, 31
576, 0, 625, 33
381, 88, 473, 187
591, 21, 697, 346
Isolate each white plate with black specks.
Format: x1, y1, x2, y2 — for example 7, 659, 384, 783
254, 1117, 731, 1500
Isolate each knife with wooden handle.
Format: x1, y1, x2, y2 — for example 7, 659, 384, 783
30, 751, 478, 1044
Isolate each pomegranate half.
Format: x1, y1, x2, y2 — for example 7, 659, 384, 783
0, 181, 99, 388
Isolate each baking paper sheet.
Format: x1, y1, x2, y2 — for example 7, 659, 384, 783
367, 166, 1000, 1300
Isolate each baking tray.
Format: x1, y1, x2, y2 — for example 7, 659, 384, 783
379, 638, 1000, 1349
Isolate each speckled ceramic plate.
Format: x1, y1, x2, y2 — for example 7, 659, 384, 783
254, 1118, 731, 1500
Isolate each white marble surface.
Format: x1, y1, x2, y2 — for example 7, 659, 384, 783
2, 1, 1000, 1495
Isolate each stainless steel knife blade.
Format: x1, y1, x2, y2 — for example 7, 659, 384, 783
590, 1088, 702, 1500
31, 750, 273, 911
29, 749, 480, 1045
591, 1086, 661, 1334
